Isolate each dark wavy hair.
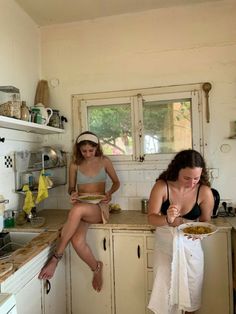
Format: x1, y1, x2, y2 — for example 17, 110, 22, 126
73, 131, 103, 165
158, 149, 210, 186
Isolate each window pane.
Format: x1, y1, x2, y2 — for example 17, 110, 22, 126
87, 104, 133, 156
143, 99, 192, 154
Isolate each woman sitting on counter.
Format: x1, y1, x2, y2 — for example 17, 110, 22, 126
148, 149, 214, 314
38, 131, 120, 292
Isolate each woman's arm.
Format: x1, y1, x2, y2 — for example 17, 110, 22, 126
148, 180, 171, 227
198, 185, 214, 222
68, 162, 78, 195
104, 157, 120, 200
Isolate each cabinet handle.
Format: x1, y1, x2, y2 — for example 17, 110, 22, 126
103, 237, 107, 251
137, 245, 141, 258
46, 279, 51, 294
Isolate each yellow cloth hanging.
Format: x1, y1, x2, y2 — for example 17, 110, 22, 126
22, 184, 35, 214
35, 170, 49, 204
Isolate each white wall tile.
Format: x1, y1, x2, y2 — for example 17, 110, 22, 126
128, 197, 142, 211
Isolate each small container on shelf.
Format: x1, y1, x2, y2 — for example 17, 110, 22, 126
49, 109, 61, 128
20, 101, 30, 121
0, 86, 21, 119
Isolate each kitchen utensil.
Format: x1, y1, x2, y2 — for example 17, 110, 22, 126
33, 103, 53, 125
202, 82, 212, 123
40, 146, 59, 168
211, 188, 220, 218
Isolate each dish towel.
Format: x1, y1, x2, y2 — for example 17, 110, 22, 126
35, 170, 49, 204
22, 184, 35, 214
98, 203, 109, 224
148, 226, 204, 314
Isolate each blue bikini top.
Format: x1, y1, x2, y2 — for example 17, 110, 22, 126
160, 181, 201, 220
77, 167, 107, 185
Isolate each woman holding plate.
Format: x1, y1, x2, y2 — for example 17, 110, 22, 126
39, 131, 120, 292
148, 149, 214, 314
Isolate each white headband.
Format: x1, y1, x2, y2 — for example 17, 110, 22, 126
77, 134, 99, 144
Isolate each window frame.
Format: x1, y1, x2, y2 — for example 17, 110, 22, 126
72, 84, 205, 166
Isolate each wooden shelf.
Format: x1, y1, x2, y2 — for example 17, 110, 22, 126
0, 115, 65, 134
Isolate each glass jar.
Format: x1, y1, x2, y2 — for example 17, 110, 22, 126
49, 109, 60, 128
31, 108, 42, 124
21, 101, 30, 121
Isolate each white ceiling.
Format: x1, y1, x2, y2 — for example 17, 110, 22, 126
14, 0, 221, 26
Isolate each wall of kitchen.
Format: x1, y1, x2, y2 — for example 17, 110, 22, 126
40, 0, 236, 209
0, 0, 236, 213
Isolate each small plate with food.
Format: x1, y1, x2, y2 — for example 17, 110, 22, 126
77, 194, 105, 204
178, 222, 218, 238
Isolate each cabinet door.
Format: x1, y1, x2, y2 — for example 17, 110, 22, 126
15, 273, 42, 314
113, 234, 146, 314
70, 228, 112, 314
196, 231, 233, 314
44, 254, 67, 314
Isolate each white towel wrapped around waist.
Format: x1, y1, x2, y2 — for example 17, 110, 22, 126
148, 226, 204, 314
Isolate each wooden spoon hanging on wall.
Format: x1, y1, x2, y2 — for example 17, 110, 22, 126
202, 82, 212, 123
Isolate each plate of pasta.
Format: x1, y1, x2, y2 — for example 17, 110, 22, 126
178, 222, 218, 238
77, 194, 105, 204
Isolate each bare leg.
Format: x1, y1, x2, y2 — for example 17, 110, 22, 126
38, 202, 102, 280
71, 221, 103, 292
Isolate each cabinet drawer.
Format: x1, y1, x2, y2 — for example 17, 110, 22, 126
146, 236, 155, 250
147, 251, 153, 268
147, 270, 153, 291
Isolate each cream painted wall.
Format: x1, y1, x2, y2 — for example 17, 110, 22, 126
40, 0, 236, 204
0, 0, 40, 103
1, 0, 236, 212
0, 0, 41, 210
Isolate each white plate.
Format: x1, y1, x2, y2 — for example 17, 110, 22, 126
77, 195, 105, 204
178, 222, 218, 238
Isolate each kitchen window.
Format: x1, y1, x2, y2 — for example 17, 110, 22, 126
72, 84, 204, 164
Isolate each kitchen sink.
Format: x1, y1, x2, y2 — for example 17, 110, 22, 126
0, 231, 40, 260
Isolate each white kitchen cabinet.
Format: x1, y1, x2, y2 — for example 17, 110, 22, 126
15, 273, 42, 314
146, 229, 233, 314
70, 226, 233, 314
113, 231, 146, 314
1, 245, 69, 314
196, 230, 233, 314
43, 254, 67, 314
70, 228, 112, 314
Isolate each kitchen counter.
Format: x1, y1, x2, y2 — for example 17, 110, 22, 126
0, 209, 232, 282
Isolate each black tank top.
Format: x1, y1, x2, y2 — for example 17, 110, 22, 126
160, 181, 201, 220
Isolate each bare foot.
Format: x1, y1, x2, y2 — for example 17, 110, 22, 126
92, 261, 103, 292
38, 256, 58, 280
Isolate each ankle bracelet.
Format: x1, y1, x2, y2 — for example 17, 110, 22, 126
52, 252, 63, 261
92, 262, 101, 273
